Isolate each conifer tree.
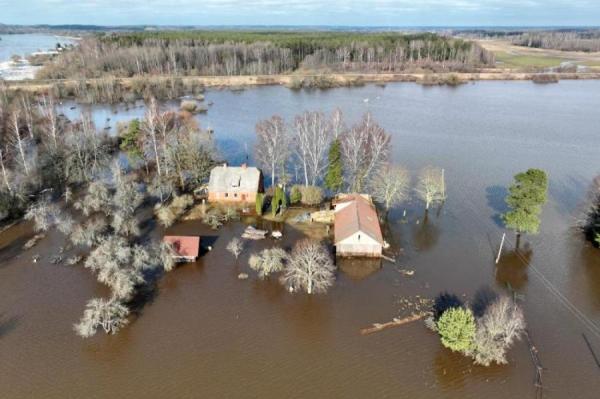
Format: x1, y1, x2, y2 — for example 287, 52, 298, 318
324, 139, 344, 193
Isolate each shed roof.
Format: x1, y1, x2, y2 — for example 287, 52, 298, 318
208, 165, 261, 193
163, 236, 200, 259
334, 194, 383, 245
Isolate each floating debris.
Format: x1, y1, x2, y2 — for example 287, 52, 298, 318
242, 226, 268, 240
23, 234, 45, 250
32, 254, 40, 263
50, 255, 63, 264
66, 256, 83, 266
237, 273, 249, 280
399, 269, 415, 277
272, 230, 283, 239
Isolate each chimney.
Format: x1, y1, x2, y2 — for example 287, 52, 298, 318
241, 163, 247, 169
223, 162, 227, 168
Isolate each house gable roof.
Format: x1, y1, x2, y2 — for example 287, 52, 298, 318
334, 194, 383, 245
208, 165, 261, 193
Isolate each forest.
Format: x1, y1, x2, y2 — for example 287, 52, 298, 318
37, 31, 495, 79
510, 31, 600, 53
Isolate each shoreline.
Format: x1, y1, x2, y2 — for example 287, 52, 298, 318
4, 70, 600, 93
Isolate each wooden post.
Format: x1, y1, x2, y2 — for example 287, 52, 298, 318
495, 233, 506, 264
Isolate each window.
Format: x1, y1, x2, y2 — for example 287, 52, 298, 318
225, 193, 229, 198
234, 193, 238, 198
358, 234, 361, 241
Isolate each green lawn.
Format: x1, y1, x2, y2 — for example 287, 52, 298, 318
494, 51, 566, 68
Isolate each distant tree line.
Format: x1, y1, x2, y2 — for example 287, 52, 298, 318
37, 31, 495, 79
510, 31, 600, 53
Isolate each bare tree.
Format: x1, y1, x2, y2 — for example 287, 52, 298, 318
293, 111, 331, 186
0, 146, 12, 193
472, 295, 526, 366
9, 110, 30, 176
249, 247, 287, 279
330, 108, 346, 140
84, 235, 147, 301
341, 113, 390, 192
141, 98, 164, 177
226, 238, 244, 259
74, 298, 129, 338
24, 198, 62, 232
19, 95, 35, 139
415, 166, 446, 210
255, 116, 289, 186
38, 95, 61, 149
64, 113, 110, 183
281, 239, 335, 294
75, 180, 111, 216
156, 241, 176, 272
369, 164, 411, 211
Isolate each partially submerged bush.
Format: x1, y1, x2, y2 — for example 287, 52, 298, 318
203, 209, 223, 229
74, 298, 129, 338
436, 307, 476, 354
431, 290, 526, 367
226, 238, 244, 259
249, 247, 288, 279
180, 100, 198, 113
471, 296, 526, 366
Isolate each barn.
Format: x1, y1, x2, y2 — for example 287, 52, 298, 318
207, 163, 263, 203
333, 194, 383, 258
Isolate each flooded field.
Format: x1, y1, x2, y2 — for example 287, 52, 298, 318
2, 81, 600, 398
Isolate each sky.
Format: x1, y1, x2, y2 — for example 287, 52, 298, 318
1, 0, 599, 27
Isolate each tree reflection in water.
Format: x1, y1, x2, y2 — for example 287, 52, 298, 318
412, 209, 441, 253
495, 243, 533, 291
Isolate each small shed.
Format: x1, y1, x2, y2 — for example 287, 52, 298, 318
208, 163, 263, 203
163, 235, 201, 262
334, 194, 383, 258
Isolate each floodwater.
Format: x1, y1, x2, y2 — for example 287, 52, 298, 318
3, 81, 600, 398
0, 34, 73, 62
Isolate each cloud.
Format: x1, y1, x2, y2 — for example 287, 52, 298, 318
1, 0, 598, 26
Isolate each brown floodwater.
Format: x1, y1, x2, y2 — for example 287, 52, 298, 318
2, 81, 600, 398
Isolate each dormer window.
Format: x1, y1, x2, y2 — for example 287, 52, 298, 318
231, 176, 241, 187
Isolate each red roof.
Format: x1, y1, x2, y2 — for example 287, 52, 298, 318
163, 236, 200, 258
334, 194, 383, 245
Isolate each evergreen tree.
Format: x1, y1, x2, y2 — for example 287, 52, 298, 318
119, 119, 142, 161
503, 169, 548, 239
271, 185, 286, 216
324, 139, 344, 193
256, 193, 264, 216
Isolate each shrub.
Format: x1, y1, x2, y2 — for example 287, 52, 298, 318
226, 238, 244, 259
290, 185, 302, 204
180, 100, 198, 113
471, 296, 526, 366
437, 307, 476, 354
300, 185, 324, 206
249, 247, 288, 279
203, 209, 223, 229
